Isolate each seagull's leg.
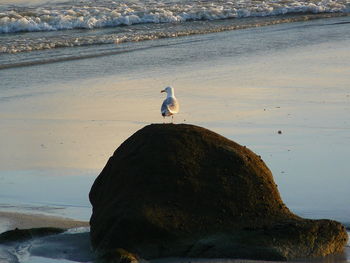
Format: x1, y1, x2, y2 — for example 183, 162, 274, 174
171, 115, 174, 124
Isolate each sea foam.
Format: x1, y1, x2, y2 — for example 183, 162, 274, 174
0, 12, 347, 55
0, 0, 349, 34
0, 0, 349, 54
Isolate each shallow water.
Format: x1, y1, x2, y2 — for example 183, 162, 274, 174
0, 12, 349, 263
0, 171, 94, 221
1, 15, 350, 221
0, 0, 349, 54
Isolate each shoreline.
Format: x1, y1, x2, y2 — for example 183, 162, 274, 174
1, 13, 349, 67
0, 211, 89, 234
0, 13, 349, 262
0, 210, 348, 263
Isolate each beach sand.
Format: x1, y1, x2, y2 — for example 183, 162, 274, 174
0, 212, 92, 263
0, 211, 89, 233
2, 17, 349, 221
0, 211, 348, 263
0, 210, 348, 263
0, 16, 349, 263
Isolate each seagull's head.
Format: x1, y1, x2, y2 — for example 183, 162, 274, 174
161, 86, 173, 95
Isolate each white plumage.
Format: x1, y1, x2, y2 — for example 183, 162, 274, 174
161, 86, 179, 120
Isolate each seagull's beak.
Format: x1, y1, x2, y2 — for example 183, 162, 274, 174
161, 89, 165, 93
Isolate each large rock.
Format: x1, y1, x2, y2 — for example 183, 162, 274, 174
89, 124, 348, 262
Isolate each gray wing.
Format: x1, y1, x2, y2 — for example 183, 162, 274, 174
161, 99, 169, 116
161, 97, 179, 116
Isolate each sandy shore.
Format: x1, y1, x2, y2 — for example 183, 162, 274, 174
0, 211, 89, 233
0, 16, 349, 263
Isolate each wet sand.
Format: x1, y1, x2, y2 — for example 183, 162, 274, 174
0, 211, 348, 263
0, 16, 349, 262
0, 211, 89, 233
1, 17, 349, 222
1, 17, 350, 220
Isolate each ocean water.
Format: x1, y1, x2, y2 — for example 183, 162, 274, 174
1, 0, 350, 262
0, 0, 349, 56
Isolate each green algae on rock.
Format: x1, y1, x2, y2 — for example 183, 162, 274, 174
89, 124, 348, 262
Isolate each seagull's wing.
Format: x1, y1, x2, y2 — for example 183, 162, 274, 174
161, 99, 170, 116
161, 97, 179, 116
165, 97, 179, 114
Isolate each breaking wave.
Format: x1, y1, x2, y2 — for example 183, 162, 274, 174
0, 0, 349, 34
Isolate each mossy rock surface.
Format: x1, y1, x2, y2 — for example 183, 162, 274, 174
89, 124, 348, 261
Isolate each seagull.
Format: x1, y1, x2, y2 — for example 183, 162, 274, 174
161, 86, 179, 122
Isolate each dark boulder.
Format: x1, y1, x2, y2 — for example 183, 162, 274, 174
89, 124, 348, 262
